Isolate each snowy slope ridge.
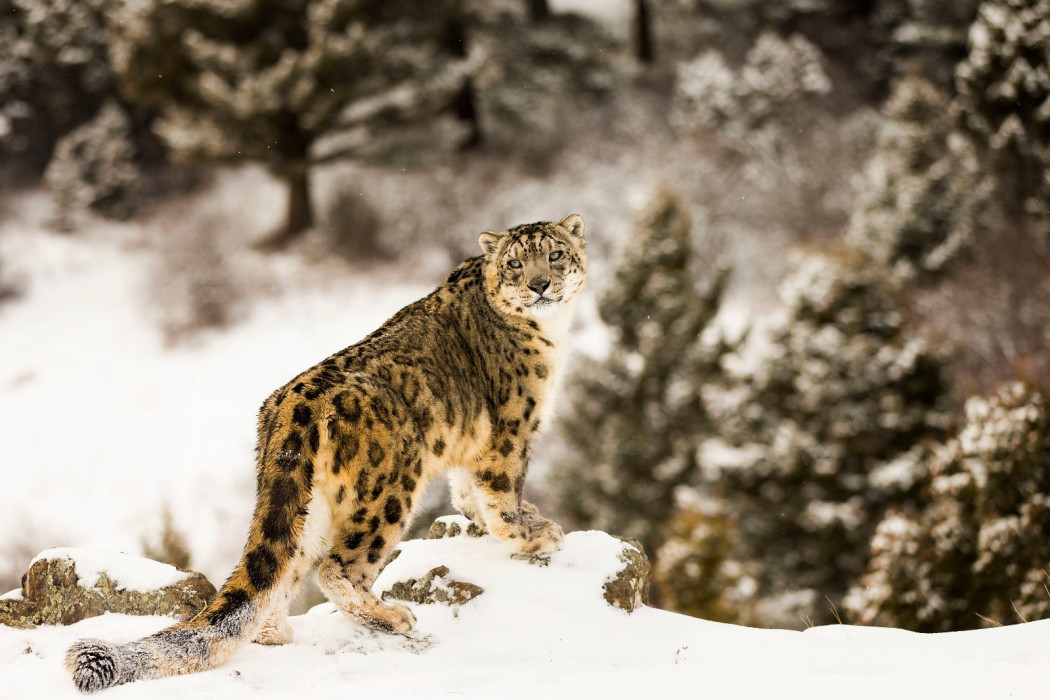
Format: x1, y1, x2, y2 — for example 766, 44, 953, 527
1, 519, 1048, 699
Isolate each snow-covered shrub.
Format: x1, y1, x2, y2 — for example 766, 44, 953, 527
847, 75, 991, 279
955, 0, 1050, 217
707, 251, 950, 626
550, 188, 733, 554
675, 30, 830, 139
44, 101, 143, 230
654, 487, 757, 623
846, 383, 1050, 631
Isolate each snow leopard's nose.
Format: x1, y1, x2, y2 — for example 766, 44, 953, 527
528, 277, 551, 295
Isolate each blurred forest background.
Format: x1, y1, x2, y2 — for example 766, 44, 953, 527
2, 0, 1049, 633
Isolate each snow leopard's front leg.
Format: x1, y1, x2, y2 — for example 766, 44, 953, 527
463, 451, 564, 555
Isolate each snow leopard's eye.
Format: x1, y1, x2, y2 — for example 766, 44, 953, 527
549, 250, 563, 262
507, 259, 523, 269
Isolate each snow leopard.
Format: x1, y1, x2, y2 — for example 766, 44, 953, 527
66, 214, 587, 692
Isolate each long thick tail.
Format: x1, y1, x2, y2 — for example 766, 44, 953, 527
65, 574, 263, 693
66, 401, 320, 692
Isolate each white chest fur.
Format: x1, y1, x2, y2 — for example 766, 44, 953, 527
531, 298, 578, 428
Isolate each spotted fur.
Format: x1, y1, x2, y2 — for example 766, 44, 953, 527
65, 214, 587, 693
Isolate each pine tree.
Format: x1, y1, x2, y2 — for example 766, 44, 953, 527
550, 188, 732, 555
880, 0, 981, 86
955, 0, 1050, 217
455, 0, 620, 150
847, 74, 991, 279
0, 0, 122, 175
706, 252, 950, 626
108, 0, 473, 247
654, 487, 757, 623
674, 30, 831, 141
845, 383, 1050, 631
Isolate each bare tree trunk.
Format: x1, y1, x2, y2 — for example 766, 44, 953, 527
527, 0, 550, 23
257, 168, 314, 250
634, 0, 655, 64
447, 16, 483, 150
286, 168, 313, 235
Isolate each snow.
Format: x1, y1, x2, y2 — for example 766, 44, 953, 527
1, 521, 1048, 698
0, 189, 433, 588
29, 548, 188, 593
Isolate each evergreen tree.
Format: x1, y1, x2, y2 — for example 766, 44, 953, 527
550, 188, 732, 555
455, 0, 620, 150
0, 0, 123, 175
44, 101, 144, 229
847, 74, 991, 279
654, 487, 757, 623
707, 252, 950, 625
674, 30, 831, 142
955, 0, 1050, 217
845, 383, 1050, 631
108, 0, 473, 247
877, 0, 981, 86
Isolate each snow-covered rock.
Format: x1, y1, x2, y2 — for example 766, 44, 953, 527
0, 548, 215, 629
380, 517, 650, 614
0, 522, 1048, 698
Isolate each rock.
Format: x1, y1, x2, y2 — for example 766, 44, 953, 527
0, 549, 216, 629
385, 518, 652, 615
602, 537, 651, 613
426, 517, 486, 540
382, 565, 484, 607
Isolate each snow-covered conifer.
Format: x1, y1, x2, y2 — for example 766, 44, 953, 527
654, 487, 757, 623
707, 252, 950, 625
0, 0, 117, 174
845, 383, 1050, 631
108, 0, 474, 247
454, 1, 621, 149
551, 188, 732, 555
44, 101, 143, 230
847, 75, 991, 279
674, 30, 830, 140
955, 0, 1050, 216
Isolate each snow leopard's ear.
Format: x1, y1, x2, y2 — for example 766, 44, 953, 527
560, 214, 585, 247
478, 230, 505, 257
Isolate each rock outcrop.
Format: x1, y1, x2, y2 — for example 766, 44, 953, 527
382, 565, 485, 607
0, 548, 215, 629
378, 516, 651, 614
603, 536, 651, 613
0, 521, 650, 630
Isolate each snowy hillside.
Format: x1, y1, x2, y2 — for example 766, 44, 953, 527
1, 520, 1047, 699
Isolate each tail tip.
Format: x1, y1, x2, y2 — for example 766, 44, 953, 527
66, 639, 120, 694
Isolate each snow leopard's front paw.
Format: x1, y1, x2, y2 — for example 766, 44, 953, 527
516, 513, 565, 555
379, 602, 417, 635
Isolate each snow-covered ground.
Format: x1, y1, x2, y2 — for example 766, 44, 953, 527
0, 184, 435, 588
2, 521, 1047, 699
4, 179, 1047, 699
